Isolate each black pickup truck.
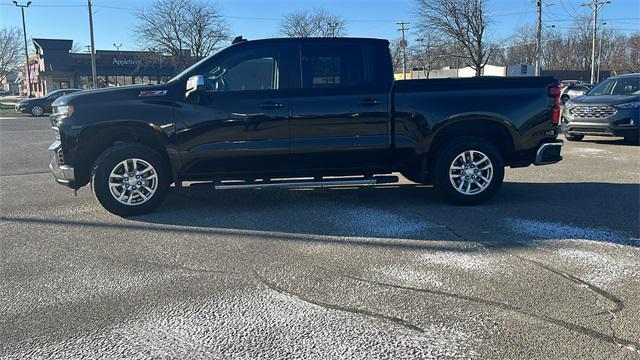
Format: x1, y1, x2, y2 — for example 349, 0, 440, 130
49, 37, 563, 216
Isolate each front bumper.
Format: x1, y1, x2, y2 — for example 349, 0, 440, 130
534, 140, 563, 165
15, 103, 27, 113
561, 107, 639, 137
49, 140, 75, 188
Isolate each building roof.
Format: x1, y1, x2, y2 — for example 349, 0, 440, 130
32, 38, 73, 51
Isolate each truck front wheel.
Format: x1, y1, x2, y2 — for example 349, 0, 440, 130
432, 137, 504, 205
91, 143, 170, 216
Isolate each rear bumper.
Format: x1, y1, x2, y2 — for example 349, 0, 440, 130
49, 141, 76, 188
534, 140, 563, 165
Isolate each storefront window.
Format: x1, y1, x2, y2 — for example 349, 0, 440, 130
79, 76, 90, 89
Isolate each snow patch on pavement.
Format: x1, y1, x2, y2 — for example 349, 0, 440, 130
372, 265, 445, 287
565, 147, 608, 156
418, 251, 502, 273
553, 248, 640, 287
4, 289, 478, 359
504, 217, 637, 246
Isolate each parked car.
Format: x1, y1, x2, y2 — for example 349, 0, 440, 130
562, 73, 639, 142
49, 37, 563, 216
15, 89, 82, 116
560, 83, 593, 104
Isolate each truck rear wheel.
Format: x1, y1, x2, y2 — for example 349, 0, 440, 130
432, 137, 504, 205
91, 143, 170, 216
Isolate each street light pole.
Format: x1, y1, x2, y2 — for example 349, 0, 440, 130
13, 1, 32, 97
597, 22, 606, 83
535, 0, 542, 76
88, 0, 98, 89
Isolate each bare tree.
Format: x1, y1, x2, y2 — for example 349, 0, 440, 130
412, 34, 447, 78
135, 0, 230, 70
71, 42, 85, 53
389, 38, 406, 73
505, 25, 537, 66
279, 8, 346, 38
622, 33, 640, 72
0, 27, 23, 78
415, 0, 492, 76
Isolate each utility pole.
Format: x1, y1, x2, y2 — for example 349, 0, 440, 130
535, 1, 555, 76
13, 1, 32, 97
535, 0, 542, 76
597, 22, 606, 83
88, 0, 98, 89
397, 21, 409, 80
583, 0, 611, 84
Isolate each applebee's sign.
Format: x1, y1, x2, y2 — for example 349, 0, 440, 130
112, 53, 142, 66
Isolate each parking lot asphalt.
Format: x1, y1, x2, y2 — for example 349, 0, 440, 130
1, 115, 639, 359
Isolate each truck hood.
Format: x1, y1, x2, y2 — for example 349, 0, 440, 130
570, 94, 639, 106
52, 84, 169, 107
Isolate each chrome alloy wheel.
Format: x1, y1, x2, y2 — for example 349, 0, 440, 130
108, 158, 158, 206
32, 106, 43, 116
448, 150, 493, 195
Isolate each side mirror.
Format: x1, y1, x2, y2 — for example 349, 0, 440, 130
186, 75, 205, 97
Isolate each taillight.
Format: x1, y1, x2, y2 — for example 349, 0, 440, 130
547, 85, 561, 125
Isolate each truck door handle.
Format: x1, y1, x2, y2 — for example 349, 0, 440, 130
356, 98, 382, 106
257, 102, 284, 109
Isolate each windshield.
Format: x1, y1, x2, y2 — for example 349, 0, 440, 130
45, 90, 64, 98
587, 76, 640, 96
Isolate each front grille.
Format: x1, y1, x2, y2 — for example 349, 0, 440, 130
569, 106, 617, 119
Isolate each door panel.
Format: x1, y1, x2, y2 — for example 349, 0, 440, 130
289, 93, 389, 169
177, 45, 291, 176
288, 43, 391, 171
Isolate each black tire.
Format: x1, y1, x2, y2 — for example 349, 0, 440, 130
31, 105, 44, 117
565, 134, 584, 141
91, 143, 170, 216
432, 136, 504, 205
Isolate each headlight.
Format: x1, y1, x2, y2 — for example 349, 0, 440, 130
54, 105, 74, 118
614, 102, 639, 109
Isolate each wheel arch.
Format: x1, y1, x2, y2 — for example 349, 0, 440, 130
411, 116, 517, 181
431, 116, 516, 153
74, 121, 177, 187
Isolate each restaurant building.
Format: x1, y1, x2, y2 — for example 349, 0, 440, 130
26, 38, 181, 97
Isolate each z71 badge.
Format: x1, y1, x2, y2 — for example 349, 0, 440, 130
138, 90, 167, 97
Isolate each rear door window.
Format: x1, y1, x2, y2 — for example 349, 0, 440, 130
300, 44, 367, 89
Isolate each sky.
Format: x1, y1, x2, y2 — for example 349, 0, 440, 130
1, 0, 639, 52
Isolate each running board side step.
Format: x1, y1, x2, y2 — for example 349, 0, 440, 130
189, 175, 399, 191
